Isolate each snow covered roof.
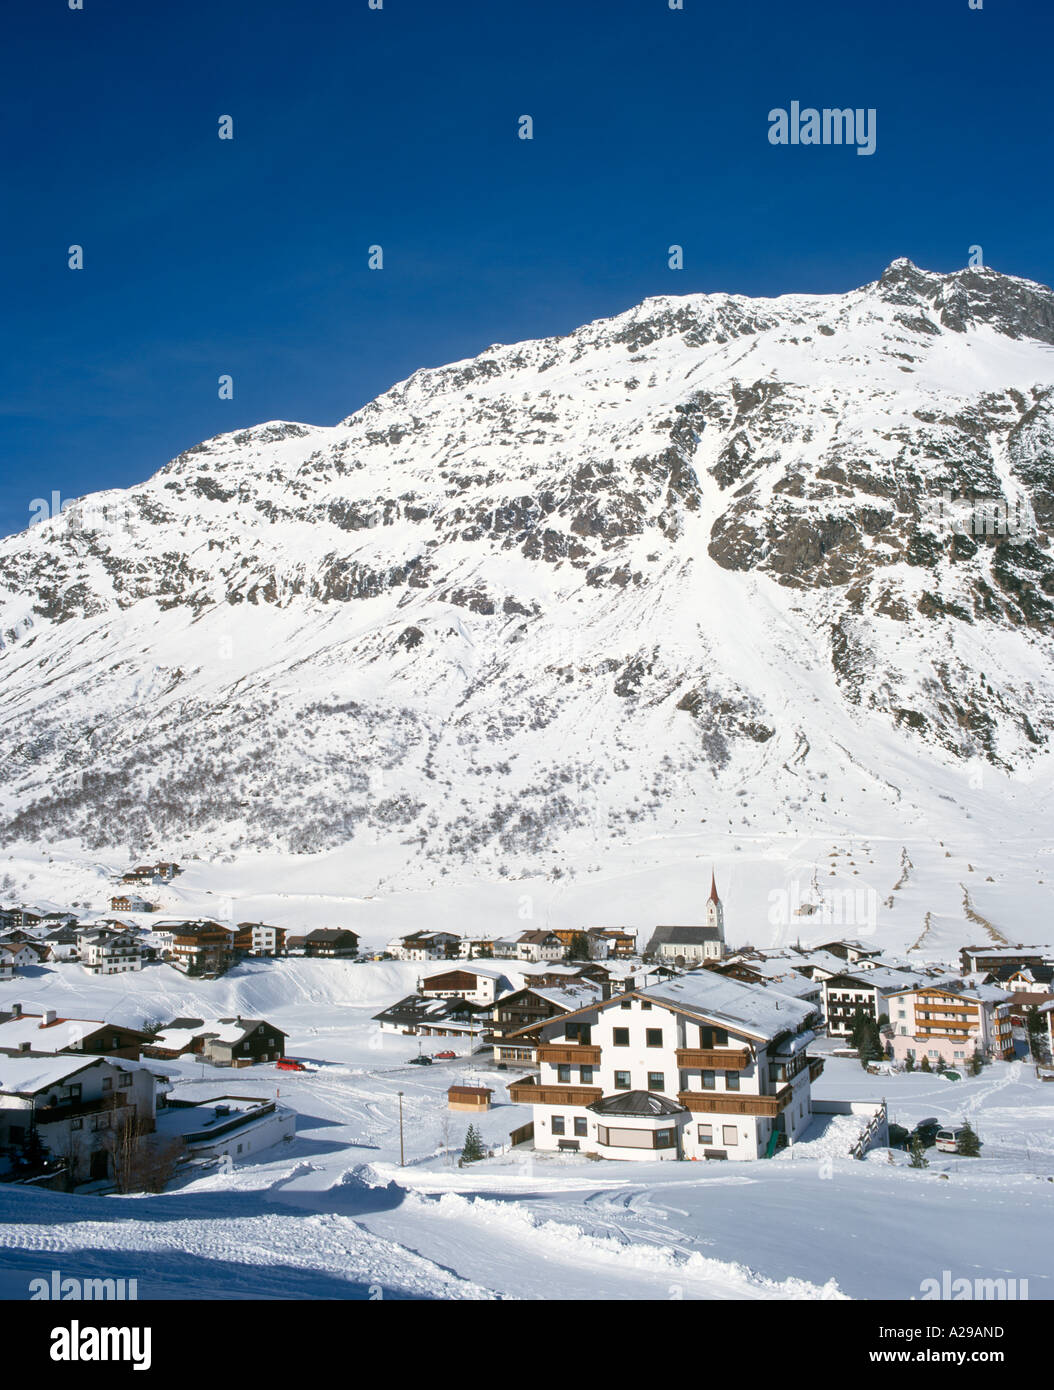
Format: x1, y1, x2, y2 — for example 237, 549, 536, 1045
647, 925, 722, 947
0, 1011, 124, 1053
527, 981, 604, 1011
0, 1054, 140, 1095
152, 1016, 275, 1051
638, 972, 814, 1042
757, 972, 821, 1000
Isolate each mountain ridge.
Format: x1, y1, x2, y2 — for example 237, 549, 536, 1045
3, 261, 1054, 871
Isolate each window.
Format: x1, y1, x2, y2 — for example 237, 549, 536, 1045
574, 1117, 588, 1137
655, 1128, 675, 1148
722, 1126, 738, 1146
557, 1065, 571, 1083
645, 1029, 663, 1048
102, 1077, 112, 1091
111, 1036, 120, 1047
726, 1071, 740, 1091
119, 1074, 132, 1088
551, 1116, 565, 1136
614, 1071, 631, 1090
620, 1000, 632, 1010
697, 1124, 712, 1143
580, 1066, 594, 1085
701, 1070, 715, 1090
640, 1001, 651, 1011
647, 1072, 664, 1092
71, 1118, 83, 1131
613, 1028, 630, 1046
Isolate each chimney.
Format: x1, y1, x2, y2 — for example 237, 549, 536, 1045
41, 1009, 57, 1026
11, 1002, 21, 1018
600, 980, 611, 1000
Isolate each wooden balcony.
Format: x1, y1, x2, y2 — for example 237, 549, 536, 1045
675, 1048, 750, 1071
507, 1076, 603, 1107
677, 1085, 792, 1119
536, 1044, 602, 1066
809, 1057, 825, 1082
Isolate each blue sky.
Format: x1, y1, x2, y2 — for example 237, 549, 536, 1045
1, 0, 1051, 537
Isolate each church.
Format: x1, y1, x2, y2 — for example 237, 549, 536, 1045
644, 872, 727, 966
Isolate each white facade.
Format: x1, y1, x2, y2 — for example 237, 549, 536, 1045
0, 1055, 161, 1180
419, 968, 502, 1006
387, 932, 461, 962
241, 924, 284, 956
516, 981, 817, 1163
0, 945, 41, 972
78, 930, 143, 975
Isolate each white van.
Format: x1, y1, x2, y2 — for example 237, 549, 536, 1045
935, 1126, 968, 1152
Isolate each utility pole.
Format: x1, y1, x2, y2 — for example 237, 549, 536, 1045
398, 1091, 405, 1167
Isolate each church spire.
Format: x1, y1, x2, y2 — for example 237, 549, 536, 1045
709, 869, 719, 904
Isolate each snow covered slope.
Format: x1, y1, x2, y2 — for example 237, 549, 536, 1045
3, 259, 1054, 905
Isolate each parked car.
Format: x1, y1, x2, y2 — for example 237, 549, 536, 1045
276, 1058, 306, 1072
408, 1055, 433, 1066
888, 1123, 911, 1150
434, 1050, 457, 1060
936, 1126, 972, 1153
911, 1118, 941, 1148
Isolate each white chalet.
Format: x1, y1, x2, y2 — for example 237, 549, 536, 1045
77, 928, 143, 976
508, 971, 821, 1162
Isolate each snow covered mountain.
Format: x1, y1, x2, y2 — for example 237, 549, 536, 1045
3, 259, 1054, 877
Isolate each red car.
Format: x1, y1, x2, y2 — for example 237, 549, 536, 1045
276, 1058, 307, 1072
434, 1050, 457, 1060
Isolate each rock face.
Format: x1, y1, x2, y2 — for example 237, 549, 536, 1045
2, 260, 1054, 868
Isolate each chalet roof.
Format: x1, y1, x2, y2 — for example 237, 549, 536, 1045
823, 967, 928, 992
884, 978, 1011, 1004
509, 972, 813, 1046
587, 1090, 687, 1117
638, 971, 814, 1043
304, 928, 359, 943
0, 1011, 138, 1055
152, 1015, 283, 1051
372, 994, 487, 1027
0, 1054, 140, 1096
526, 981, 604, 1012
447, 1085, 493, 1099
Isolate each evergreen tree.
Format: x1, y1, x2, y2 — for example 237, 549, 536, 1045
461, 1124, 484, 1163
1026, 1008, 1050, 1063
850, 1008, 883, 1068
566, 932, 591, 962
969, 1051, 984, 1077
904, 1053, 915, 1073
957, 1120, 981, 1157
919, 1054, 932, 1073
908, 1135, 929, 1168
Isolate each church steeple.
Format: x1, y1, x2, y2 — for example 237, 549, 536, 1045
705, 868, 725, 946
